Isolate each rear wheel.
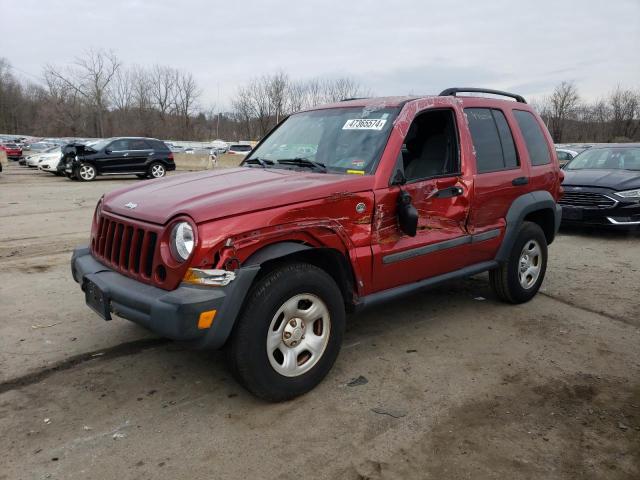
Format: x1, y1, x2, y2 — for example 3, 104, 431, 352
148, 162, 166, 179
77, 163, 96, 181
227, 262, 345, 401
490, 221, 547, 304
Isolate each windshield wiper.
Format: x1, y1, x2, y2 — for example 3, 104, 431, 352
244, 157, 274, 167
276, 157, 327, 172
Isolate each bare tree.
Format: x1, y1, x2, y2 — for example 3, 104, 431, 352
608, 86, 639, 140
149, 65, 177, 128
174, 71, 201, 135
44, 49, 120, 136
110, 67, 135, 112
544, 81, 580, 143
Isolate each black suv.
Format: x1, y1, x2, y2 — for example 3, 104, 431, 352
60, 137, 176, 181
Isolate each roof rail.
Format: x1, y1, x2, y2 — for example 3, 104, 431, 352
439, 88, 527, 104
340, 97, 368, 102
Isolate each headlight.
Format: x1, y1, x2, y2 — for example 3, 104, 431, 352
615, 189, 640, 199
95, 198, 103, 218
170, 222, 195, 262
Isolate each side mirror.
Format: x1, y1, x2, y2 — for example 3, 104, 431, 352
104, 149, 112, 155
397, 190, 418, 237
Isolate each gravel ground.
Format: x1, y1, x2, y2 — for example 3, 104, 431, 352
1, 163, 639, 480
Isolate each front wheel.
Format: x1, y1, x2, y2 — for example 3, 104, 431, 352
77, 163, 96, 181
490, 221, 548, 304
227, 262, 345, 401
148, 162, 166, 179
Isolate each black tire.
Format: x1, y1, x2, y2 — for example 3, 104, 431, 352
147, 162, 166, 179
227, 262, 345, 401
490, 221, 548, 304
76, 162, 96, 181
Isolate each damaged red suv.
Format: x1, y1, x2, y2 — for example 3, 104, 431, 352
72, 88, 562, 401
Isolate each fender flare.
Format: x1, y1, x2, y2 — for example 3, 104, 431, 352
243, 241, 312, 266
495, 190, 561, 263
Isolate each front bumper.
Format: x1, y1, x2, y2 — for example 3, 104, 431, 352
71, 247, 259, 349
560, 189, 640, 228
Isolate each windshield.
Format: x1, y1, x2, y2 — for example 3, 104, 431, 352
245, 106, 399, 174
566, 147, 640, 171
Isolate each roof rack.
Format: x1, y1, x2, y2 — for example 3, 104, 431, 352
340, 97, 368, 102
439, 88, 527, 104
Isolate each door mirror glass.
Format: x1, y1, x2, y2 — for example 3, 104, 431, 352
397, 190, 418, 237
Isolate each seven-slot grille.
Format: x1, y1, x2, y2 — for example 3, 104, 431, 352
559, 191, 617, 208
92, 214, 159, 280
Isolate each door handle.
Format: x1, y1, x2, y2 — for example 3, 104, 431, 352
512, 176, 529, 186
123, 152, 129, 157
433, 186, 464, 198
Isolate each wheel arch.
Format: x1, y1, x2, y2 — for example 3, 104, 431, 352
244, 242, 357, 311
495, 191, 561, 263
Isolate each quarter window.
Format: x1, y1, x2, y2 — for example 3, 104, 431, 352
513, 110, 551, 166
465, 108, 519, 173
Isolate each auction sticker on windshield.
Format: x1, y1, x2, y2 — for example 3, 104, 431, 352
342, 118, 387, 130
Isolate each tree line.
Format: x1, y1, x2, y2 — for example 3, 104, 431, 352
533, 81, 640, 143
0, 50, 367, 142
0, 50, 638, 143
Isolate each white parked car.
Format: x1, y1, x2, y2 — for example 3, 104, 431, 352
35, 147, 63, 174
227, 144, 252, 157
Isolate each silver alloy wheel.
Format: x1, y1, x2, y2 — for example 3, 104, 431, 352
151, 164, 165, 178
79, 164, 95, 180
518, 239, 542, 289
266, 293, 331, 377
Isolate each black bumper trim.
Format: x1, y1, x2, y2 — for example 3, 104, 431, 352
71, 247, 259, 349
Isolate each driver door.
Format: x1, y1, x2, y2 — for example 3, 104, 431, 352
371, 108, 473, 292
101, 139, 129, 173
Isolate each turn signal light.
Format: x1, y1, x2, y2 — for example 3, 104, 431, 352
198, 310, 217, 329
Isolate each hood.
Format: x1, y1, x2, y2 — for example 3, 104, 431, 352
562, 169, 640, 191
103, 167, 373, 225
39, 152, 62, 160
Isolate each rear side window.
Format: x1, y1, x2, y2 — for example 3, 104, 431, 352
127, 139, 152, 150
465, 108, 519, 173
513, 110, 551, 166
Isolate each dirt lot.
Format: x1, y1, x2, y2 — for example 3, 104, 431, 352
1, 163, 639, 480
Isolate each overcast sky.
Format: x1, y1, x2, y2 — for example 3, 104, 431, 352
3, 0, 639, 110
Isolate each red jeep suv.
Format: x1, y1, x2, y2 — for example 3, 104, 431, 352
72, 88, 563, 401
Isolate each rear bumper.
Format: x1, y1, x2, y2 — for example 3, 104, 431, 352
71, 246, 259, 349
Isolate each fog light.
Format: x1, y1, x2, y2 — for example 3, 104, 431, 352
198, 310, 217, 329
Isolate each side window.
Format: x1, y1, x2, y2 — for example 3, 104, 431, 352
465, 108, 519, 173
493, 110, 518, 168
127, 139, 151, 150
513, 110, 551, 166
401, 109, 459, 182
108, 139, 128, 151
